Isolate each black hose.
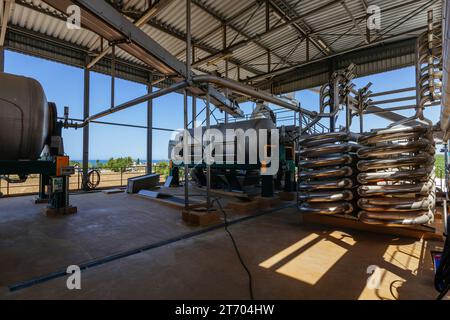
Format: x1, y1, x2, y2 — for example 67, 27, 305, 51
82, 169, 101, 190
212, 198, 254, 300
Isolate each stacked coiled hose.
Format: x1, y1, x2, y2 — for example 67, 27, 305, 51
357, 125, 436, 226
298, 132, 360, 216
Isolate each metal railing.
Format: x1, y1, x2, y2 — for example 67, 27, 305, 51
0, 163, 174, 197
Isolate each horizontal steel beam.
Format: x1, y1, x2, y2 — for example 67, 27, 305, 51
42, 0, 187, 76
42, 0, 240, 115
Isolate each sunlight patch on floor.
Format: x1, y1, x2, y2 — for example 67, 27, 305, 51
275, 238, 348, 286
383, 240, 423, 274
358, 240, 425, 300
358, 268, 406, 300
259, 233, 320, 269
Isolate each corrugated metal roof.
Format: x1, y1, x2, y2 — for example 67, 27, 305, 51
3, 0, 443, 88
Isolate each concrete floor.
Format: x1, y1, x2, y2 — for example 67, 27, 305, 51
0, 191, 446, 300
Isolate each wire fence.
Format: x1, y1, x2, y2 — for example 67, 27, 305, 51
0, 160, 446, 196
0, 163, 179, 197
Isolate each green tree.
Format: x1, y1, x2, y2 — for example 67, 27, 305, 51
106, 157, 134, 172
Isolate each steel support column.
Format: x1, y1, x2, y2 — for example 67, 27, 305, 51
82, 57, 90, 191
192, 95, 196, 128
184, 89, 189, 208
0, 46, 4, 72
111, 44, 116, 109
206, 87, 211, 208
147, 79, 153, 174
184, 0, 191, 209
223, 24, 229, 124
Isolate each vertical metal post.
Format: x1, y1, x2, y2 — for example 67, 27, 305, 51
306, 38, 310, 61
111, 44, 116, 109
345, 96, 351, 132
223, 24, 229, 124
184, 90, 189, 208
297, 104, 302, 211
359, 111, 364, 134
184, 0, 191, 209
186, 0, 192, 81
82, 56, 90, 191
147, 76, 153, 175
266, 0, 271, 74
206, 87, 211, 208
192, 95, 196, 128
0, 46, 4, 72
444, 142, 449, 234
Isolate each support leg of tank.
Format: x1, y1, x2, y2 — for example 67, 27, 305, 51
262, 175, 274, 198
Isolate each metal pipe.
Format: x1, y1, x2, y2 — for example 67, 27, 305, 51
67, 81, 189, 129
65, 74, 315, 131
357, 154, 433, 171
58, 117, 177, 132
359, 211, 432, 226
299, 155, 353, 169
299, 202, 353, 215
359, 197, 430, 209
369, 96, 417, 105
298, 179, 353, 190
357, 168, 432, 184
298, 190, 354, 202
299, 167, 353, 180
191, 75, 307, 114
358, 140, 433, 158
299, 132, 349, 147
369, 87, 416, 98
358, 127, 430, 145
358, 183, 433, 196
58, 117, 181, 132
364, 102, 440, 115
299, 143, 359, 158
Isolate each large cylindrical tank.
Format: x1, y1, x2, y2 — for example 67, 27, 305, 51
0, 72, 49, 161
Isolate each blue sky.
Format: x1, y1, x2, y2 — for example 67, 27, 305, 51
4, 50, 440, 161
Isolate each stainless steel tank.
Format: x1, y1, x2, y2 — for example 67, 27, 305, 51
189, 118, 277, 164
0, 72, 49, 160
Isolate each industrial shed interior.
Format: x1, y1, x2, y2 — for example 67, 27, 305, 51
1, 0, 450, 301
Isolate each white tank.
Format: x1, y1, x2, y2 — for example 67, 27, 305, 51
0, 72, 49, 161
